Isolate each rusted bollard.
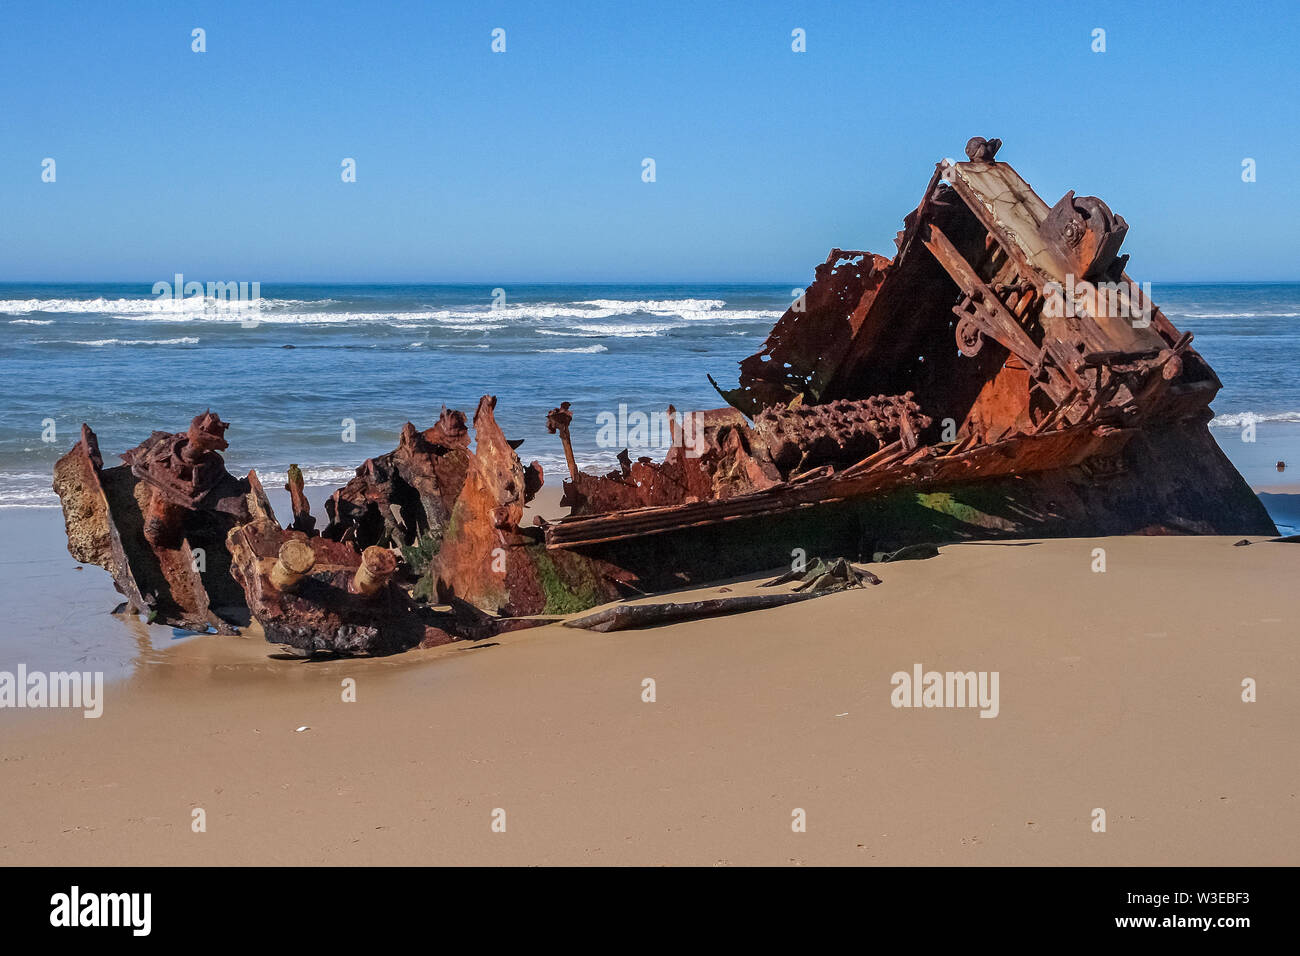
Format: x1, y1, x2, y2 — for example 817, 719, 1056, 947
270, 539, 316, 592
353, 546, 397, 596
285, 463, 316, 535
546, 402, 580, 483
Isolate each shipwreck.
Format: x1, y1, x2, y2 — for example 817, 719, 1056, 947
54, 139, 1277, 654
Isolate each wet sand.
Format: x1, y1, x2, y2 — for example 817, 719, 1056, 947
2, 529, 1298, 866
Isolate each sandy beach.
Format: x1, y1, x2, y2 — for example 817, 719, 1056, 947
3, 511, 1297, 866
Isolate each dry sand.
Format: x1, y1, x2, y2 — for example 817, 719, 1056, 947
2, 527, 1298, 866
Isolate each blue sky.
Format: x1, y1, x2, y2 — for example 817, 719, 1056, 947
1, 0, 1296, 282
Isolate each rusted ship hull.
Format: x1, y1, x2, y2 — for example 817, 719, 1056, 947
53, 420, 250, 634
552, 420, 1272, 592
53, 140, 1276, 653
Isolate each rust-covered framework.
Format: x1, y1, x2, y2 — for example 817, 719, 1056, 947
540, 139, 1270, 564
54, 140, 1277, 654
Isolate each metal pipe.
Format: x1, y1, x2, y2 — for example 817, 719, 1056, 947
271, 539, 315, 592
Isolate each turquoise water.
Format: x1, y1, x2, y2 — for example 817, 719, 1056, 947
1, 282, 1297, 522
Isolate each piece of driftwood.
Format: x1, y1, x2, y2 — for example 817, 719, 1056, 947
873, 543, 942, 563
760, 556, 881, 589
563, 591, 829, 632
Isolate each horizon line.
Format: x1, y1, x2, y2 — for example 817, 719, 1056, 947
3, 277, 1300, 287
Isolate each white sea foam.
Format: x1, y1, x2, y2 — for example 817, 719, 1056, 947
0, 464, 383, 509
8, 318, 54, 325
250, 466, 364, 488
1169, 311, 1300, 318
528, 451, 631, 475
536, 323, 675, 337
669, 308, 782, 322
109, 309, 436, 326
0, 297, 325, 316
40, 337, 201, 347
1210, 411, 1300, 427
574, 298, 727, 312
413, 301, 772, 324
539, 344, 609, 353
0, 473, 64, 508
1, 296, 778, 327
123, 308, 566, 326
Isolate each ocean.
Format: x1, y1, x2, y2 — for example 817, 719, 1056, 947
2, 282, 1298, 526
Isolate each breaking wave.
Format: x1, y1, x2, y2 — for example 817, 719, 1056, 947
1, 296, 779, 327
1209, 411, 1300, 427
0, 297, 322, 315
249, 465, 365, 488
37, 337, 201, 347
575, 298, 727, 312
0, 464, 367, 509
536, 323, 675, 337
1170, 311, 1300, 319
0, 473, 62, 508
